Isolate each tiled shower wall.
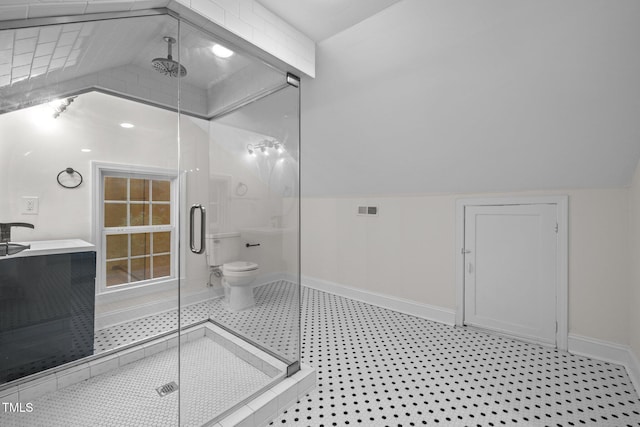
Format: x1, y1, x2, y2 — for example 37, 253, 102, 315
0, 0, 316, 77
174, 0, 315, 76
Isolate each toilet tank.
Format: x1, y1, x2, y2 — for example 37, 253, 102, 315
205, 232, 241, 266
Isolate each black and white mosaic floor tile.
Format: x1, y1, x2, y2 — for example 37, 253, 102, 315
91, 283, 640, 426
94, 280, 299, 362
208, 280, 300, 361
272, 287, 640, 426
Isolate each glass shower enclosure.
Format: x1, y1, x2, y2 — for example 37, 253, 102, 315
0, 7, 300, 426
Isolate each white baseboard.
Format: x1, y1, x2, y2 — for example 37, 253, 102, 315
568, 334, 632, 364
95, 288, 215, 330
302, 276, 456, 326
628, 348, 640, 395
300, 278, 639, 394
568, 334, 640, 394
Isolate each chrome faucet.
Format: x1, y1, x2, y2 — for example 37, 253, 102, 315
0, 222, 34, 256
0, 222, 34, 242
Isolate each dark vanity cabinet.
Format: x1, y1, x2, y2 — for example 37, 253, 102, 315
0, 251, 96, 383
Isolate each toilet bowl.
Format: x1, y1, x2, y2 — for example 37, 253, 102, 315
206, 233, 260, 311
221, 261, 259, 311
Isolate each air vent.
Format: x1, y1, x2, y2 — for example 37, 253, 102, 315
357, 206, 379, 216
156, 381, 179, 397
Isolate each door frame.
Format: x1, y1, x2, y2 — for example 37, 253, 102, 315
455, 195, 569, 351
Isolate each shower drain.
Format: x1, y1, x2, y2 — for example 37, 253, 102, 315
156, 381, 179, 397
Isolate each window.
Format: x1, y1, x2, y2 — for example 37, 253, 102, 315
95, 164, 178, 292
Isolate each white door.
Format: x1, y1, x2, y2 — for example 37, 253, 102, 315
464, 204, 558, 346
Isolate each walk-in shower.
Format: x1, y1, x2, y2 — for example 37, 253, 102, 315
0, 7, 303, 426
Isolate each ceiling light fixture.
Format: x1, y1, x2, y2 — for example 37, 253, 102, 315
120, 122, 135, 129
212, 44, 234, 58
49, 96, 76, 118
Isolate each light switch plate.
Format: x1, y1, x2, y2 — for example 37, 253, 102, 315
21, 196, 39, 215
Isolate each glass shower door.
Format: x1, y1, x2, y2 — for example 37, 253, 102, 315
206, 84, 301, 368
0, 13, 184, 426
175, 20, 301, 425
0, 8, 302, 425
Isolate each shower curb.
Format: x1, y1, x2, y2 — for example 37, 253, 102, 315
0, 322, 291, 412
215, 363, 316, 427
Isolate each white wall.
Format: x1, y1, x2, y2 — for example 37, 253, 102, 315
301, 0, 640, 197
208, 122, 272, 232
302, 189, 631, 345
302, 195, 455, 309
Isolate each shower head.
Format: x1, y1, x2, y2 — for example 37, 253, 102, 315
152, 36, 187, 78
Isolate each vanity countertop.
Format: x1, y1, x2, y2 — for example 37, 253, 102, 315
3, 239, 95, 259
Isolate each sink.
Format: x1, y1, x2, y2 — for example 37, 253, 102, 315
1, 239, 95, 259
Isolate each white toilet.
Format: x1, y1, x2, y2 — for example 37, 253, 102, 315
206, 232, 259, 311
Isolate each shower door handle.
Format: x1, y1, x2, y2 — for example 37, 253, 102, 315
189, 204, 206, 254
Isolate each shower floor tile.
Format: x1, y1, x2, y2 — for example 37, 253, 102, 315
0, 336, 275, 427
270, 287, 640, 426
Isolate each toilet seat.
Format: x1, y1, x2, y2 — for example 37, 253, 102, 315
223, 261, 258, 272
221, 261, 259, 311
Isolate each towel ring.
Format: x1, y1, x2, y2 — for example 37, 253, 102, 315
57, 167, 83, 189
235, 182, 248, 196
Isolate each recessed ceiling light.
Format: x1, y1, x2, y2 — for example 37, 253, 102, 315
212, 44, 234, 58
120, 122, 134, 128
81, 148, 91, 152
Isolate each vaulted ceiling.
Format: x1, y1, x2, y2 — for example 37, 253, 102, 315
256, 0, 402, 42
299, 0, 640, 196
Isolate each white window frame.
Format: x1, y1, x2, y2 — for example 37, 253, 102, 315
92, 161, 179, 295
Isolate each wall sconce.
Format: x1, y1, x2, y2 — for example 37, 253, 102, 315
247, 139, 284, 156
49, 96, 76, 118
